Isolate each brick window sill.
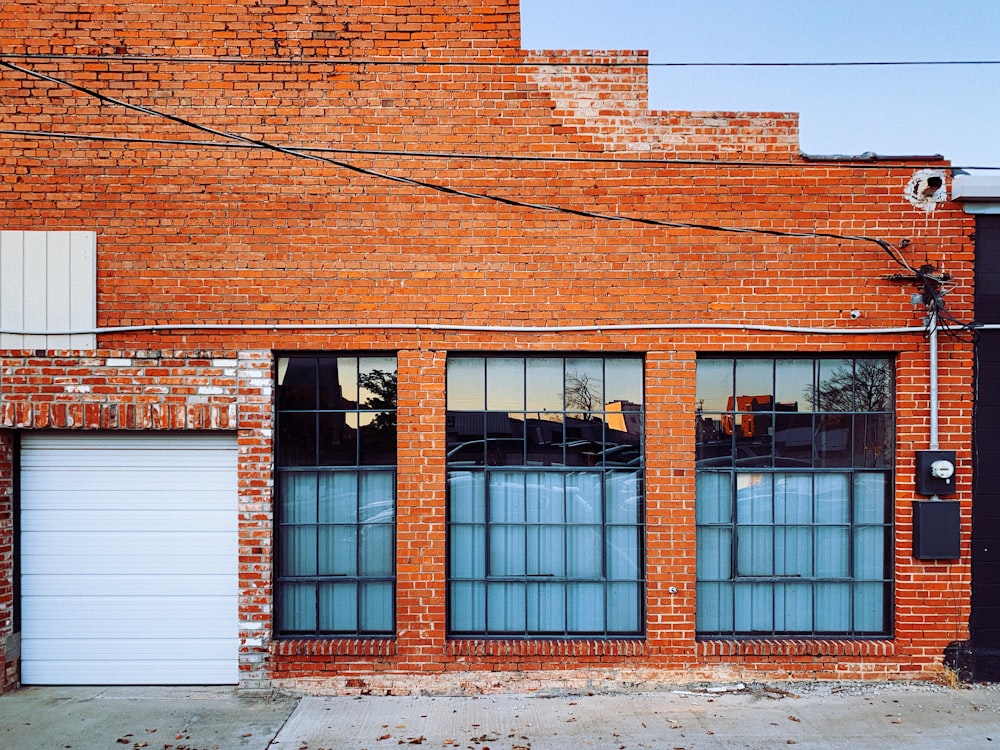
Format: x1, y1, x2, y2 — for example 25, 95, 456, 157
696, 638, 895, 658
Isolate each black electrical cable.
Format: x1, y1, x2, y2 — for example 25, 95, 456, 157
0, 59, 913, 269
3, 52, 1000, 69
7, 128, 997, 172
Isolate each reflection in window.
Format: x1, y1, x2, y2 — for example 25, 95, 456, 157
695, 357, 893, 637
447, 355, 644, 637
275, 354, 397, 637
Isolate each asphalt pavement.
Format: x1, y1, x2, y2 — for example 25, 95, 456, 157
3, 680, 1000, 750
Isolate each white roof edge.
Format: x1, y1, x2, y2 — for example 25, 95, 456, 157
953, 174, 1000, 201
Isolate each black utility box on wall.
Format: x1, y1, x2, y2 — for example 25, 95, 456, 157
912, 500, 961, 560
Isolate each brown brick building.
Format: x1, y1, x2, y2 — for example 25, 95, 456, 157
0, 1, 979, 693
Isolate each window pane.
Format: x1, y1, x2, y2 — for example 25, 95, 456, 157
567, 472, 602, 523
319, 525, 356, 575
319, 472, 356, 524
448, 357, 485, 410
855, 413, 893, 468
605, 358, 643, 406
606, 471, 640, 524
490, 526, 526, 575
773, 413, 813, 466
360, 471, 394, 522
774, 582, 813, 632
695, 472, 733, 523
528, 583, 566, 632
319, 582, 356, 632
278, 582, 316, 633
697, 527, 732, 580
490, 472, 525, 522
449, 472, 485, 523
320, 356, 355, 410
775, 359, 813, 410
814, 527, 849, 577
696, 581, 733, 633
527, 473, 564, 523
567, 583, 605, 632
736, 474, 773, 523
488, 582, 526, 632
815, 474, 850, 523
814, 583, 851, 632
487, 358, 524, 411
359, 357, 396, 409
528, 526, 565, 576
607, 582, 641, 632
854, 473, 887, 524
817, 359, 854, 411
696, 359, 733, 412
450, 582, 486, 632
281, 526, 317, 576
773, 474, 812, 523
526, 358, 564, 412
277, 357, 316, 411
318, 412, 357, 466
735, 359, 773, 403
853, 582, 886, 632
569, 525, 604, 577
736, 526, 773, 576
359, 411, 396, 465
360, 524, 393, 576
734, 582, 774, 632
360, 582, 393, 633
855, 359, 892, 411
451, 524, 486, 578
280, 473, 317, 524
278, 412, 317, 467
564, 358, 603, 414
605, 525, 638, 579
815, 414, 852, 467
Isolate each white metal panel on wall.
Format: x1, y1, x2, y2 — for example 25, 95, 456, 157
20, 433, 239, 685
0, 230, 96, 349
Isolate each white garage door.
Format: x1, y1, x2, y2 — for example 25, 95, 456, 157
20, 433, 239, 685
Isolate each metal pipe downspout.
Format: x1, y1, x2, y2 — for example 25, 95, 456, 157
929, 308, 940, 451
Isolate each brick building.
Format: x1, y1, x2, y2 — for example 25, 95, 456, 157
0, 1, 979, 693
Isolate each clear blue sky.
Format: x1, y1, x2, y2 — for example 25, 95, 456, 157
520, 0, 1000, 169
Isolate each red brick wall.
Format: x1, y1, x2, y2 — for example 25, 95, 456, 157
0, 0, 976, 691
0, 430, 15, 693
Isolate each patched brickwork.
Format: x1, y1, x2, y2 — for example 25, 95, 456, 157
0, 0, 976, 692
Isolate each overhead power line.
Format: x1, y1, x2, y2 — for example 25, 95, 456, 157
3, 52, 1000, 68
0, 59, 914, 271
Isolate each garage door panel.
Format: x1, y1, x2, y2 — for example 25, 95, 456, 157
22, 530, 237, 554
22, 599, 237, 638
21, 509, 237, 533
20, 638, 238, 661
21, 470, 237, 495
21, 573, 237, 597
20, 433, 239, 685
21, 660, 239, 686
21, 552, 236, 576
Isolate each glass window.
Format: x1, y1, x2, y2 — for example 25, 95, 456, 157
695, 356, 893, 637
275, 354, 397, 637
447, 355, 644, 637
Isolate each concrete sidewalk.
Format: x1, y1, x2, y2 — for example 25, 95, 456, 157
2, 681, 1000, 750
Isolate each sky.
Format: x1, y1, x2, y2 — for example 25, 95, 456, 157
520, 0, 1000, 170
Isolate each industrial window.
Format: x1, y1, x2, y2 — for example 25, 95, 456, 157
274, 354, 396, 637
446, 355, 645, 637
695, 357, 893, 637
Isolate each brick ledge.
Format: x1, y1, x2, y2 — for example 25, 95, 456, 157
697, 638, 895, 657
445, 639, 646, 657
